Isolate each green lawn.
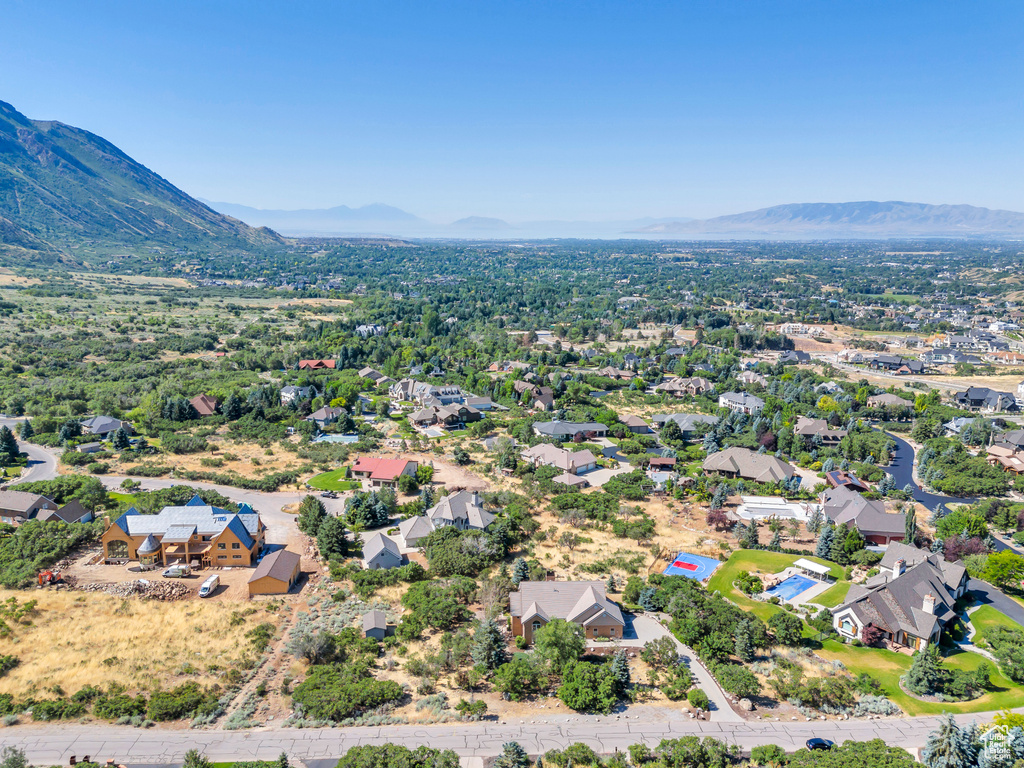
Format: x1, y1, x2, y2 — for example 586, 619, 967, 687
814, 581, 852, 608
307, 469, 361, 492
107, 491, 137, 506
970, 604, 1024, 645
706, 549, 843, 621
817, 639, 1024, 716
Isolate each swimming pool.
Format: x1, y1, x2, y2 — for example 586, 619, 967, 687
313, 434, 359, 444
764, 574, 816, 602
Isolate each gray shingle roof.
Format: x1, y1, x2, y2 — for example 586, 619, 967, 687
822, 486, 904, 536
702, 447, 794, 483
425, 490, 495, 530
248, 549, 300, 584
510, 581, 624, 627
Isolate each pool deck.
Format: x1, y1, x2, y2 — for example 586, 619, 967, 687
763, 566, 834, 606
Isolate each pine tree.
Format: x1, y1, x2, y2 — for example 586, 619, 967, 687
742, 521, 760, 549
0, 426, 18, 462
768, 529, 781, 551
493, 742, 531, 768
17, 420, 33, 440
606, 573, 617, 593
815, 525, 835, 559
905, 646, 944, 696
511, 557, 529, 586
610, 650, 632, 696
922, 714, 976, 768
807, 507, 824, 534
471, 619, 507, 670
734, 621, 754, 662
223, 393, 243, 421
830, 523, 849, 564
298, 495, 327, 537
905, 509, 918, 545
112, 427, 131, 451
316, 515, 347, 559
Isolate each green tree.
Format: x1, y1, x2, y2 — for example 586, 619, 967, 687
750, 744, 787, 768
111, 427, 131, 450
609, 649, 631, 696
335, 745, 459, 768
511, 557, 530, 586
471, 618, 507, 670
492, 656, 545, 700
921, 715, 977, 768
557, 661, 618, 714
0, 427, 18, 463
17, 421, 32, 441
297, 495, 327, 537
905, 646, 944, 696
493, 743, 531, 768
787, 739, 915, 768
534, 618, 585, 672
983, 550, 1024, 590
768, 611, 803, 646
734, 621, 754, 662
183, 750, 212, 768
316, 515, 348, 559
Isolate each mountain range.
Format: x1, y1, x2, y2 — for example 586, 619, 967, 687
4, 99, 1024, 252
0, 100, 280, 259
632, 201, 1024, 238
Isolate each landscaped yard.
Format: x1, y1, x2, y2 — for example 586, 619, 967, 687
813, 581, 852, 608
706, 549, 843, 620
307, 469, 362, 492
817, 638, 1024, 716
970, 604, 1024, 645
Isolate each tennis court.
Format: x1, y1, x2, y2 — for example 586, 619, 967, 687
663, 552, 721, 581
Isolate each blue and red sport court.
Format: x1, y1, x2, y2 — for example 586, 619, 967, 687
663, 552, 721, 581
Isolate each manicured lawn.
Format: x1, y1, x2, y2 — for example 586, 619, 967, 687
706, 549, 843, 622
817, 639, 1024, 715
107, 491, 137, 506
971, 604, 1024, 645
307, 469, 361, 492
814, 581, 852, 608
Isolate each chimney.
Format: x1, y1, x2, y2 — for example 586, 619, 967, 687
103, 515, 111, 528
893, 558, 905, 579
472, 491, 482, 508
923, 593, 936, 615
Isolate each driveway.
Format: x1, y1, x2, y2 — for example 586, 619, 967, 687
968, 578, 1024, 627
627, 614, 743, 722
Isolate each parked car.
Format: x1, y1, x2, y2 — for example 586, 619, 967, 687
162, 564, 191, 578
805, 739, 834, 751
320, 490, 338, 499
198, 574, 220, 598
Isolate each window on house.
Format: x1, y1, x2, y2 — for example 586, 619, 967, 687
233, 555, 242, 559
231, 542, 240, 549
218, 543, 226, 550
531, 621, 541, 633
218, 555, 226, 560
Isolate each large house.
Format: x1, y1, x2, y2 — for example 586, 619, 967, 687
821, 486, 905, 545
794, 416, 847, 447
953, 387, 1019, 413
189, 395, 218, 417
702, 447, 795, 484
652, 413, 719, 439
101, 495, 265, 568
532, 421, 608, 440
298, 359, 336, 370
866, 393, 911, 409
36, 499, 94, 525
80, 416, 134, 439
280, 385, 316, 406
399, 491, 496, 548
717, 392, 764, 415
737, 370, 768, 388
358, 367, 392, 386
0, 490, 57, 526
509, 581, 625, 644
306, 406, 346, 429
521, 444, 598, 475
409, 404, 481, 429
350, 457, 418, 488
654, 377, 713, 397
832, 543, 968, 651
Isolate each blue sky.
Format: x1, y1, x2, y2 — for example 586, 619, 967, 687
3, 1, 1023, 221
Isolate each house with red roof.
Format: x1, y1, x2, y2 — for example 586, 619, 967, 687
298, 359, 337, 370
350, 457, 419, 488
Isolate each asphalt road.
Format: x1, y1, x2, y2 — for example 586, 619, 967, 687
885, 431, 979, 512
969, 578, 1024, 626
0, 416, 59, 486
0, 711, 1003, 765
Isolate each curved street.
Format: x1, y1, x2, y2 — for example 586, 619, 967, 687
0, 416, 59, 487
884, 431, 979, 512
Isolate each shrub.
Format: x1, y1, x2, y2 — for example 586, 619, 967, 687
291, 662, 403, 722
686, 688, 710, 710
146, 682, 220, 721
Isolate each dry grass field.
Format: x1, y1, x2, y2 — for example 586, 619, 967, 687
0, 589, 269, 697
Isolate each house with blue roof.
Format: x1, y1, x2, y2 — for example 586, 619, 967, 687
101, 495, 265, 569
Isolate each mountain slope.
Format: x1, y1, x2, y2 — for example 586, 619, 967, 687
0, 100, 282, 256
635, 201, 1024, 237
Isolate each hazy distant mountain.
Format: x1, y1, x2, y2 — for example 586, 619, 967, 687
449, 216, 514, 231
634, 201, 1024, 238
0, 100, 281, 259
201, 200, 423, 235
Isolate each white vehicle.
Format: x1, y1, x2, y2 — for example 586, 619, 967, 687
162, 564, 191, 578
198, 574, 220, 597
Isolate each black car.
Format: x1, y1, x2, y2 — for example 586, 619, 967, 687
805, 738, 835, 751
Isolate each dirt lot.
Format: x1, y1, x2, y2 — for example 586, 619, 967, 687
0, 587, 272, 696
